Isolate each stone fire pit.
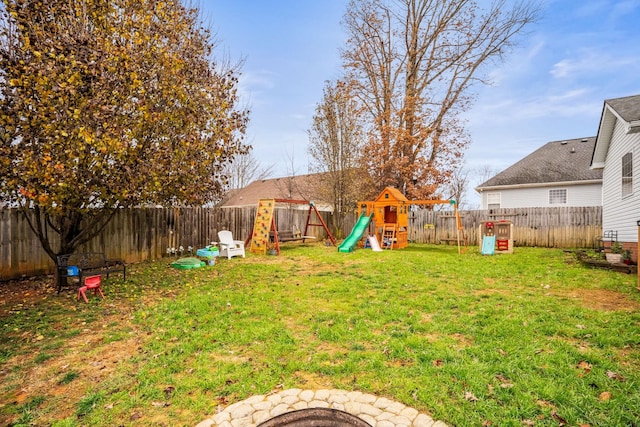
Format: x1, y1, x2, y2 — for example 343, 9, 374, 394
195, 388, 448, 427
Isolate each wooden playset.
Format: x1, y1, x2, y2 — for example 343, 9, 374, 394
248, 199, 336, 255
356, 187, 466, 253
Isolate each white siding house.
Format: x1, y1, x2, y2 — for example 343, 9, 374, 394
479, 184, 602, 209
476, 137, 602, 209
590, 94, 640, 249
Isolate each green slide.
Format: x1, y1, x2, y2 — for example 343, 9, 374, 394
338, 214, 373, 252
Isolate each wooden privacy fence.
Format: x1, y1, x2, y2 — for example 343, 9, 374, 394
0, 206, 335, 281
0, 206, 602, 281
408, 206, 603, 249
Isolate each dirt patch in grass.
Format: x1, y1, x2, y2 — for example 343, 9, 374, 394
293, 370, 333, 389
420, 332, 474, 349
314, 341, 351, 357
0, 276, 56, 317
553, 288, 640, 312
4, 334, 141, 422
0, 277, 147, 426
474, 285, 639, 312
475, 287, 513, 296
2, 255, 639, 426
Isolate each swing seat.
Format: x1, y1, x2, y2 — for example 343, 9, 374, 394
274, 230, 317, 242
271, 224, 316, 242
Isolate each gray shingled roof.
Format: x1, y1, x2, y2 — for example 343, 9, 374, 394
592, 94, 640, 168
477, 137, 602, 189
606, 94, 640, 123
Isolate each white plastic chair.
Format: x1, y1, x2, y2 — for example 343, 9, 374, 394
217, 230, 246, 259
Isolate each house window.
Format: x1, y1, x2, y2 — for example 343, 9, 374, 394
487, 193, 500, 209
549, 189, 567, 204
622, 152, 633, 197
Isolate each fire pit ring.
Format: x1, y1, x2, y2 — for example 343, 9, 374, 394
257, 407, 372, 426
195, 388, 448, 427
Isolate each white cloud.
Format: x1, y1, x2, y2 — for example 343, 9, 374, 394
240, 70, 276, 90
550, 59, 573, 78
466, 88, 599, 133
237, 69, 278, 106
550, 48, 640, 80
515, 91, 598, 119
547, 89, 591, 104
525, 40, 546, 61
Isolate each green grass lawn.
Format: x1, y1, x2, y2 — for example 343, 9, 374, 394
1, 244, 639, 426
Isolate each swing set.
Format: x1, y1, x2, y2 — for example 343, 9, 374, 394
248, 199, 336, 255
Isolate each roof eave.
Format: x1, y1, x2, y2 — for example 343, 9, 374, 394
475, 179, 602, 193
628, 121, 640, 133
591, 105, 617, 167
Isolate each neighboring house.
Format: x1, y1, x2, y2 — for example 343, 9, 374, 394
590, 94, 640, 254
221, 173, 333, 212
476, 137, 603, 209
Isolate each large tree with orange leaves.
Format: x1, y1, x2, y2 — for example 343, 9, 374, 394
342, 0, 539, 199
0, 0, 249, 266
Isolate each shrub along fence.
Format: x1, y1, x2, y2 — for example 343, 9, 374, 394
0, 206, 602, 281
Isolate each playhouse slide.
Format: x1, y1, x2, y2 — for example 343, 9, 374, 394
368, 235, 383, 252
338, 214, 373, 253
481, 235, 496, 255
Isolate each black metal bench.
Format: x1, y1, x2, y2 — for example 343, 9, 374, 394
56, 252, 126, 293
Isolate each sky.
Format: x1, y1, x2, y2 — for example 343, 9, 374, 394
202, 0, 640, 206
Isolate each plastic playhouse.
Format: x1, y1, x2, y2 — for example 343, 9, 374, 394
479, 220, 513, 254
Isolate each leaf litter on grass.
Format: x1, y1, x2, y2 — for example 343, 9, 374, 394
1, 246, 640, 426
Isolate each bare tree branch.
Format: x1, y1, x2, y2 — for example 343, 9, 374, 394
341, 0, 541, 198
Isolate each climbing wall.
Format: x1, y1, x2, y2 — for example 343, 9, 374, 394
250, 199, 275, 254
